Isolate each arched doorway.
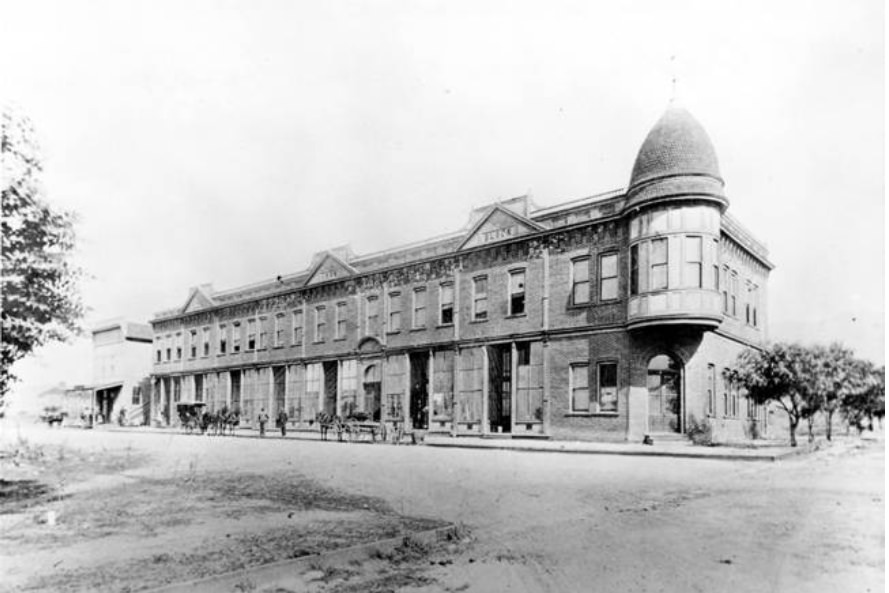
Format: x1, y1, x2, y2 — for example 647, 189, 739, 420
647, 354, 682, 433
363, 364, 382, 421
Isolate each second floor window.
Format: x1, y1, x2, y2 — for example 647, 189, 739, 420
247, 319, 257, 350
219, 324, 227, 354
292, 310, 303, 346
508, 270, 525, 316
571, 257, 590, 304
233, 322, 241, 353
336, 302, 347, 339
599, 254, 618, 301
366, 296, 379, 335
440, 283, 454, 325
473, 276, 488, 320
315, 306, 326, 342
721, 266, 729, 313
202, 327, 210, 356
189, 330, 197, 358
730, 272, 739, 317
175, 333, 182, 360
388, 292, 401, 332
412, 287, 426, 328
274, 314, 285, 347
259, 317, 268, 349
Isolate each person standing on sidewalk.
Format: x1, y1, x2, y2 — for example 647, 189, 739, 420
276, 409, 289, 437
258, 408, 270, 437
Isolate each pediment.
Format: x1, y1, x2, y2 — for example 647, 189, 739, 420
181, 287, 215, 314
458, 205, 543, 251
304, 252, 356, 286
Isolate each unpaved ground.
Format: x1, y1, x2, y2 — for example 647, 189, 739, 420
0, 424, 883, 593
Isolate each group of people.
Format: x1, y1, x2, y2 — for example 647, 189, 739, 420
256, 408, 290, 437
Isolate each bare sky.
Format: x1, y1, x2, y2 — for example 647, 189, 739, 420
2, 0, 883, 393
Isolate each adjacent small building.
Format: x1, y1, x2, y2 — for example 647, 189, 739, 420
149, 104, 774, 443
92, 319, 154, 424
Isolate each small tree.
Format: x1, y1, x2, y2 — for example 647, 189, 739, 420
808, 343, 857, 442
841, 362, 885, 434
736, 343, 816, 447
1, 107, 85, 409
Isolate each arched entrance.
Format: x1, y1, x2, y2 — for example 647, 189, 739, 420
647, 354, 682, 433
363, 364, 382, 421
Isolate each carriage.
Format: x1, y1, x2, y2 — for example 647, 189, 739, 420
176, 402, 206, 434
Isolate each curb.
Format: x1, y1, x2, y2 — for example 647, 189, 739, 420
79, 425, 817, 462
423, 439, 794, 462
143, 524, 459, 593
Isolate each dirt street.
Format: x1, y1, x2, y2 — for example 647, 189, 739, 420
0, 424, 883, 593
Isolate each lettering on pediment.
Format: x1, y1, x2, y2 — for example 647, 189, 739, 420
460, 207, 542, 251
305, 254, 355, 286
182, 290, 214, 314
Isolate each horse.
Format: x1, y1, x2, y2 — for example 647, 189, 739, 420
315, 411, 343, 441
223, 409, 240, 436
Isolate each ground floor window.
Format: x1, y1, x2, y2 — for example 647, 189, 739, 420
597, 362, 618, 413
570, 363, 590, 412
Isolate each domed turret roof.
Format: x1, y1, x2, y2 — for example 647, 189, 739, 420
625, 105, 727, 211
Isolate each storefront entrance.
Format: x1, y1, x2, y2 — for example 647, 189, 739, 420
322, 361, 338, 416
647, 354, 682, 433
488, 344, 512, 433
363, 364, 382, 421
409, 352, 429, 429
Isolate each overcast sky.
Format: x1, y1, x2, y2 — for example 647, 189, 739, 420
2, 0, 883, 394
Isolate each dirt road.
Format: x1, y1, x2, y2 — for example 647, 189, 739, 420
1, 424, 883, 592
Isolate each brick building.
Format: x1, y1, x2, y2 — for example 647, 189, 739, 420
150, 105, 773, 442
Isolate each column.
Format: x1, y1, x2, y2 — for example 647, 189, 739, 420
510, 342, 518, 434
336, 360, 343, 417
481, 346, 489, 435
403, 352, 411, 430
542, 340, 551, 436
427, 348, 434, 430
267, 367, 274, 416
451, 346, 460, 437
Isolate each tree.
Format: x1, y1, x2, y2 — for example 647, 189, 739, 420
1, 107, 84, 410
841, 361, 885, 434
736, 343, 820, 447
809, 343, 857, 441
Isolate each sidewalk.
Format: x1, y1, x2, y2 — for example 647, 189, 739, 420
86, 423, 818, 461
422, 434, 806, 462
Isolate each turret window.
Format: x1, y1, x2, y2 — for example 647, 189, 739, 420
684, 236, 703, 288
630, 244, 639, 296
650, 238, 668, 291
